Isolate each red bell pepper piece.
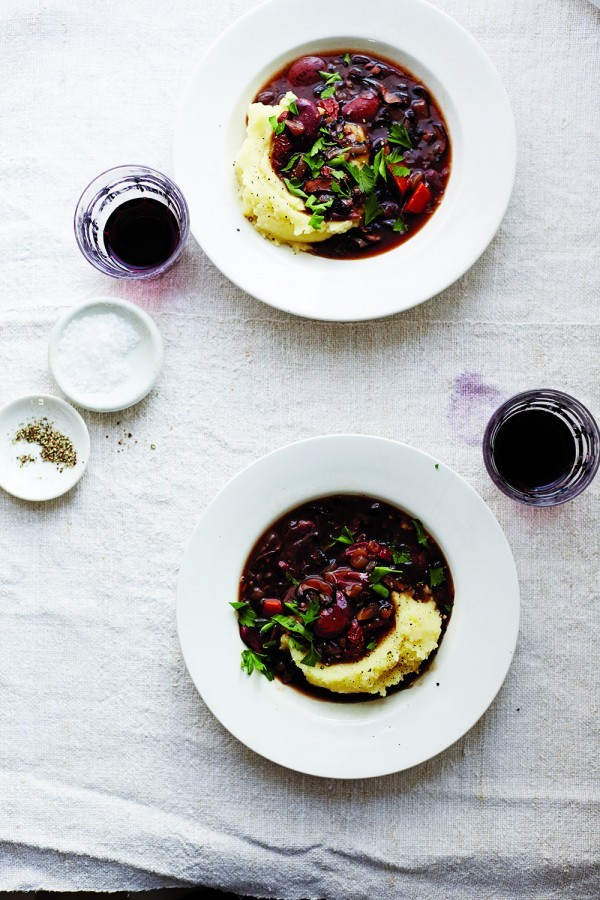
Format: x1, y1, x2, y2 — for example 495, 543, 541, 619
387, 162, 409, 196
404, 182, 431, 214
262, 598, 283, 616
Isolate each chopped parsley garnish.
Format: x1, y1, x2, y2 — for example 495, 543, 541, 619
371, 583, 389, 599
285, 596, 320, 626
388, 122, 413, 149
392, 546, 411, 565
241, 649, 274, 680
367, 639, 377, 651
229, 600, 256, 627
363, 193, 383, 226
373, 148, 388, 182
347, 162, 377, 194
308, 213, 325, 230
390, 165, 411, 178
344, 52, 351, 64
306, 194, 334, 212
280, 152, 302, 173
283, 177, 308, 199
412, 518, 428, 547
299, 644, 321, 667
270, 614, 314, 643
430, 566, 445, 588
285, 571, 300, 586
392, 217, 406, 233
435, 463, 439, 470
268, 115, 286, 136
387, 148, 408, 164
331, 178, 351, 198
331, 525, 354, 545
286, 98, 299, 115
319, 70, 343, 99
370, 566, 406, 585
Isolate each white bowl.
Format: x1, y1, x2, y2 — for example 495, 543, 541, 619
0, 394, 90, 501
177, 435, 520, 778
174, 0, 516, 321
48, 297, 163, 413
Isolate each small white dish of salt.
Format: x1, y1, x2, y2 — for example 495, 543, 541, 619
49, 297, 163, 412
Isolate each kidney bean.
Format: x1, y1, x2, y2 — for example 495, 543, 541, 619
286, 118, 305, 138
294, 97, 321, 141
240, 625, 263, 654
342, 92, 380, 123
313, 604, 349, 638
288, 56, 325, 86
356, 602, 379, 622
257, 90, 275, 105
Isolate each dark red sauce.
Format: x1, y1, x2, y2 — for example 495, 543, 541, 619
254, 50, 451, 259
236, 494, 454, 702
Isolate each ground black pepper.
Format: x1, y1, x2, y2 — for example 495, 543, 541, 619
13, 418, 77, 472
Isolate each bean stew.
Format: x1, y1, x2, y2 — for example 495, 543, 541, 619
255, 50, 451, 259
234, 494, 454, 701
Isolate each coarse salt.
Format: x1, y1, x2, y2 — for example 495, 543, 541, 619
58, 312, 140, 393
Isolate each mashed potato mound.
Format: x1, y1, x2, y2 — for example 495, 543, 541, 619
234, 93, 357, 248
289, 591, 442, 696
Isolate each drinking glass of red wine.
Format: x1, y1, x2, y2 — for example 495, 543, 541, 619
483, 389, 599, 506
74, 165, 189, 279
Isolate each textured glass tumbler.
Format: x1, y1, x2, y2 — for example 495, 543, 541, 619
74, 165, 189, 279
483, 389, 600, 506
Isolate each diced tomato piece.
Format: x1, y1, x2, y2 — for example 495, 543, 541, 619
320, 97, 339, 118
387, 164, 409, 196
262, 598, 283, 616
404, 182, 431, 214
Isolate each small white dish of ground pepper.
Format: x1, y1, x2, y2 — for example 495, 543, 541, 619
48, 297, 163, 413
0, 394, 90, 501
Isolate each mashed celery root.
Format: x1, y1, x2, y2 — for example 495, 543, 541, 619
288, 591, 442, 696
234, 93, 357, 248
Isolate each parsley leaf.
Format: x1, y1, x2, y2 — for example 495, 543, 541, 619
392, 547, 411, 565
371, 582, 389, 599
269, 115, 286, 136
308, 213, 324, 230
373, 148, 388, 182
370, 566, 406, 585
363, 193, 383, 226
259, 619, 276, 634
284, 596, 320, 627
331, 178, 351, 198
300, 644, 321, 667
391, 165, 411, 178
319, 70, 343, 86
280, 152, 302, 173
321, 85, 337, 99
344, 52, 351, 64
283, 177, 308, 199
347, 162, 377, 194
241, 649, 274, 681
430, 566, 446, 588
286, 98, 299, 115
229, 601, 256, 627
285, 571, 300, 586
270, 614, 314, 643
331, 525, 354, 545
387, 148, 408, 164
388, 123, 413, 149
392, 217, 407, 233
367, 639, 377, 651
412, 518, 428, 546
306, 194, 334, 213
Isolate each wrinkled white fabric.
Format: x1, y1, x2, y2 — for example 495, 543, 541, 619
0, 0, 599, 896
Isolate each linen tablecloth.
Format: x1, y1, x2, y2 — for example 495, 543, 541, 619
0, 0, 599, 896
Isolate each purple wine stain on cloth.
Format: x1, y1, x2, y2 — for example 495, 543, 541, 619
449, 372, 504, 447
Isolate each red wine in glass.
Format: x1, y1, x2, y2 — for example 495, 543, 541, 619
103, 197, 180, 270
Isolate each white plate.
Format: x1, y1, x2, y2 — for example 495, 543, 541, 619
48, 297, 163, 413
177, 435, 520, 778
0, 394, 90, 501
174, 0, 516, 321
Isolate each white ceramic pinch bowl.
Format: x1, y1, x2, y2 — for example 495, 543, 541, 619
0, 394, 90, 501
48, 296, 163, 413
